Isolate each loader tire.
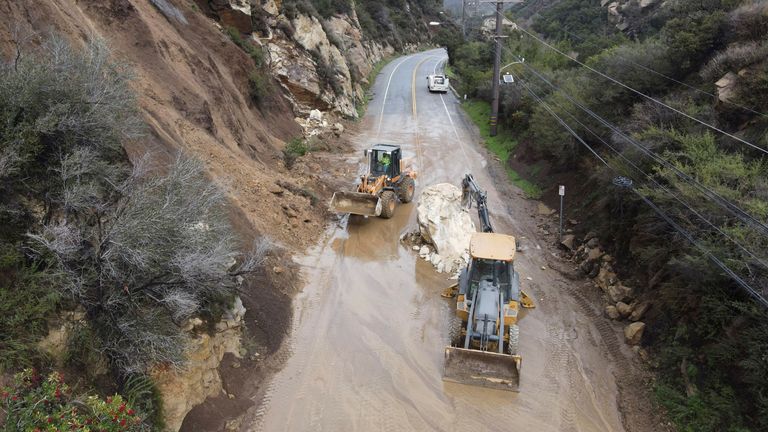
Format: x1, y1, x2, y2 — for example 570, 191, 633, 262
449, 316, 464, 347
397, 176, 415, 203
508, 324, 519, 356
379, 191, 397, 219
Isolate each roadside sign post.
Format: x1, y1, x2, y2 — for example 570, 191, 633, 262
558, 185, 565, 241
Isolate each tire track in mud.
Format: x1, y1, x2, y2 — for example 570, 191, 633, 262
559, 280, 623, 362
248, 238, 344, 432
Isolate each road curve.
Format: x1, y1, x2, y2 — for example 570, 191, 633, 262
247, 49, 629, 432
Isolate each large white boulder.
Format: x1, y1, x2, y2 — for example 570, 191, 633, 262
417, 183, 476, 274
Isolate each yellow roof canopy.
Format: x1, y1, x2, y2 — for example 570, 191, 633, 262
469, 232, 516, 262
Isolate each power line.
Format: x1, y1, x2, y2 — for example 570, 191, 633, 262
518, 69, 768, 272
512, 55, 768, 238
516, 77, 768, 308
557, 26, 768, 118
493, 9, 768, 156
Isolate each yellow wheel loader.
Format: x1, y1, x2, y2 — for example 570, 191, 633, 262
329, 144, 417, 219
443, 174, 534, 392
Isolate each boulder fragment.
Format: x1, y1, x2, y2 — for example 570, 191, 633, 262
605, 305, 620, 320
616, 301, 633, 318
560, 234, 576, 250
630, 302, 651, 322
624, 322, 645, 345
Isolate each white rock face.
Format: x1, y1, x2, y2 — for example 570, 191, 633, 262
152, 297, 246, 432
260, 0, 279, 15
417, 183, 476, 274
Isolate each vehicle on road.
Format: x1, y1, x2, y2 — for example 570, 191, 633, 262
443, 174, 535, 392
426, 74, 449, 93
329, 144, 417, 219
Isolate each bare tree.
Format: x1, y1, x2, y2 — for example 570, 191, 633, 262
4, 35, 265, 375
31, 154, 264, 374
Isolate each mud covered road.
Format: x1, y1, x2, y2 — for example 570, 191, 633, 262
244, 49, 655, 432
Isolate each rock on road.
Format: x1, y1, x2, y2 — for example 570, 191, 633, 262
244, 49, 630, 432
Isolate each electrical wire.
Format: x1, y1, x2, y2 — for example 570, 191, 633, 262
511, 54, 768, 238
516, 77, 768, 307
489, 7, 768, 155
517, 69, 768, 272
557, 26, 768, 118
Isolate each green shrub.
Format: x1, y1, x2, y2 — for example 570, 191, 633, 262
735, 63, 768, 112
283, 138, 309, 169
64, 323, 106, 380
248, 70, 271, 105
662, 11, 726, 73
1, 369, 149, 431
0, 248, 60, 372
225, 26, 264, 66
462, 101, 542, 198
123, 374, 165, 429
727, 1, 768, 42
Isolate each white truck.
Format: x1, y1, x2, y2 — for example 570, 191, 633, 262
427, 74, 450, 93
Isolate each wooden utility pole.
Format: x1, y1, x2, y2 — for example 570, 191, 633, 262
461, 0, 466, 37
490, 0, 504, 136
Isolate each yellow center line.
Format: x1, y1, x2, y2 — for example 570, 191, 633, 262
411, 55, 434, 172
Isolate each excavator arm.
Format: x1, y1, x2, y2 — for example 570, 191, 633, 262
462, 174, 493, 233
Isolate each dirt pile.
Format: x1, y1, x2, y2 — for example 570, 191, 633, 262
415, 183, 476, 274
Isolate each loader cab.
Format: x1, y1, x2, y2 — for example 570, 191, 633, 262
465, 233, 520, 302
366, 144, 402, 179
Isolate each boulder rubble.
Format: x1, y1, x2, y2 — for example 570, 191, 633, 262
405, 183, 476, 275
564, 231, 654, 356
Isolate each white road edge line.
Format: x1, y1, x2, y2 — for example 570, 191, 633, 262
434, 57, 472, 166
377, 56, 412, 138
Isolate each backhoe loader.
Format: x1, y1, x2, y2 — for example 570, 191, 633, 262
443, 174, 534, 392
329, 144, 417, 219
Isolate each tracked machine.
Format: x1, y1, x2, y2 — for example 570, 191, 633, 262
329, 144, 417, 219
443, 174, 534, 392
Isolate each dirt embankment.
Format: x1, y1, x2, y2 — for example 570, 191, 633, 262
0, 1, 353, 428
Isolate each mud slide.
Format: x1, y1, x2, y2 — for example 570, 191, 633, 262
242, 49, 638, 432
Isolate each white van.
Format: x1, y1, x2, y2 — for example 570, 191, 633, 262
427, 74, 449, 93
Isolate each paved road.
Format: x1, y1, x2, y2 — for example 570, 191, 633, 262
246, 49, 629, 432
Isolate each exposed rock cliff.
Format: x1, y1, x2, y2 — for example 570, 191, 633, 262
207, 0, 397, 118
152, 298, 246, 432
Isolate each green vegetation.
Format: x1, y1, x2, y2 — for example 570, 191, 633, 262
225, 25, 272, 107
441, 1, 768, 430
0, 35, 264, 429
283, 137, 310, 169
248, 70, 271, 105
356, 57, 393, 118
0, 250, 60, 370
2, 369, 148, 431
463, 101, 542, 198
225, 26, 265, 66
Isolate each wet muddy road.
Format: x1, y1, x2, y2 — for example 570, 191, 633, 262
247, 49, 633, 432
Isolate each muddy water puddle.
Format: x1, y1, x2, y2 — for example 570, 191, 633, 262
248, 50, 627, 432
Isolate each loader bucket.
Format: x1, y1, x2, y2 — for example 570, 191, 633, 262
443, 347, 521, 392
329, 191, 381, 217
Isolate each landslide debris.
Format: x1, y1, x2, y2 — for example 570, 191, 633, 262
413, 183, 476, 275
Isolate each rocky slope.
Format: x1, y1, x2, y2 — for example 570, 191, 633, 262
0, 0, 439, 430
